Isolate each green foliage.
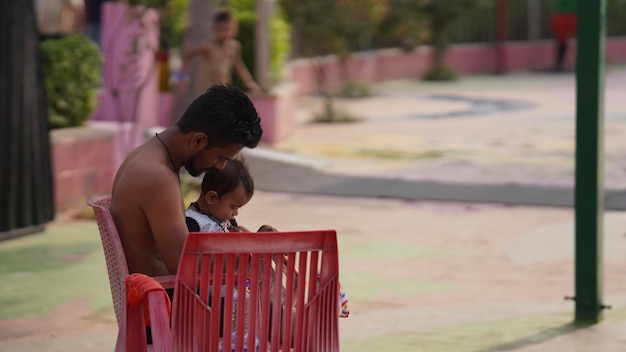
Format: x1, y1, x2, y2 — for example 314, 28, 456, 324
40, 35, 102, 129
228, 0, 255, 10
281, 0, 344, 57
159, 0, 189, 49
313, 100, 360, 124
374, 0, 428, 50
337, 82, 371, 98
423, 65, 457, 81
0, 222, 112, 319
127, 0, 167, 9
231, 3, 292, 89
268, 9, 291, 83
607, 0, 626, 36
283, 0, 428, 57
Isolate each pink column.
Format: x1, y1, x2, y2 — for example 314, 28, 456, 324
92, 3, 160, 143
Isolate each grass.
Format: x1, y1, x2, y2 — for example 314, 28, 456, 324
0, 221, 113, 319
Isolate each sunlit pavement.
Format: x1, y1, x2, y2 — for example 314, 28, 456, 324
3, 67, 626, 351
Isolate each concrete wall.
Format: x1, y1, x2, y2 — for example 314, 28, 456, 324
51, 126, 116, 210
288, 38, 626, 95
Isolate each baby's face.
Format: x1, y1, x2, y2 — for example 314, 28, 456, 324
207, 184, 250, 222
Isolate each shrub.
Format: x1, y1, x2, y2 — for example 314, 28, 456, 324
40, 35, 102, 129
423, 65, 457, 81
232, 6, 291, 89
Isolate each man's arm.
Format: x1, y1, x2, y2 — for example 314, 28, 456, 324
141, 170, 189, 274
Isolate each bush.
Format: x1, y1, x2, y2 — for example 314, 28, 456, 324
40, 35, 102, 129
423, 65, 457, 81
232, 6, 291, 89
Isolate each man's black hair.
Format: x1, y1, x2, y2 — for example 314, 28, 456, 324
176, 84, 262, 149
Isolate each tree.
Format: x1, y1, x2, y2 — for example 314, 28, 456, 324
282, 0, 389, 120
0, 1, 55, 238
422, 0, 478, 81
169, 0, 214, 124
375, 0, 427, 51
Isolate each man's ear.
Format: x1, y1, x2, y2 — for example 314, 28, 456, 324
190, 132, 208, 149
205, 191, 219, 204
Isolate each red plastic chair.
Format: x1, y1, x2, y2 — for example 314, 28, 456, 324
88, 195, 175, 352
171, 231, 341, 352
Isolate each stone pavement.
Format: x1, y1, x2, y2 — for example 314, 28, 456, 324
3, 67, 626, 351
245, 65, 626, 209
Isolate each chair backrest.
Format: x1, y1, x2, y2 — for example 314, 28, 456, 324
89, 195, 176, 352
88, 195, 129, 325
171, 230, 340, 352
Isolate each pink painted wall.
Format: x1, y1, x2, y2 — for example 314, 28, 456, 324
59, 37, 625, 211
289, 38, 626, 95
51, 127, 116, 209
91, 3, 161, 134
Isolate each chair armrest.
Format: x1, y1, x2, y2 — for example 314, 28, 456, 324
145, 291, 172, 352
153, 275, 176, 289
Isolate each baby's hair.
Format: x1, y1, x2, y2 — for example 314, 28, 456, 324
213, 9, 233, 24
200, 155, 254, 200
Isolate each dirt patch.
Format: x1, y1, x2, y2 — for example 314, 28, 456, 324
0, 299, 116, 343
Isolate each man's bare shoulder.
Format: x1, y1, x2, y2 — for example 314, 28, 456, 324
113, 144, 180, 199
117, 160, 177, 195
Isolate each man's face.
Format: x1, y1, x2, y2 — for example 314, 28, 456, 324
186, 143, 242, 177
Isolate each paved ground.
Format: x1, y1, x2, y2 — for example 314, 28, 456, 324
3, 67, 626, 351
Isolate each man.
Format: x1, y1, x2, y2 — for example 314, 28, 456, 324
111, 84, 262, 277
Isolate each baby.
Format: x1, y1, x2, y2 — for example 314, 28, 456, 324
185, 156, 349, 319
185, 156, 274, 233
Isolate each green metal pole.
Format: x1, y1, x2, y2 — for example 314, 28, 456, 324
574, 0, 606, 323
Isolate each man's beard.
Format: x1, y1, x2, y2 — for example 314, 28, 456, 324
185, 155, 210, 177
186, 164, 204, 177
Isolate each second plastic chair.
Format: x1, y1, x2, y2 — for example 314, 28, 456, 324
171, 230, 341, 352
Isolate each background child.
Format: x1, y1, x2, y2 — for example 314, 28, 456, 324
181, 8, 263, 99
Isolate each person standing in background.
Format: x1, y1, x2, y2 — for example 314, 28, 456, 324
84, 0, 110, 47
550, 0, 578, 71
35, 0, 85, 41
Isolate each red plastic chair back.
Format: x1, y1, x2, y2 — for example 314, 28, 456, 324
88, 195, 175, 352
171, 231, 340, 352
89, 196, 129, 325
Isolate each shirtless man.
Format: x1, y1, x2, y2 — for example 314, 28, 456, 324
182, 9, 262, 98
111, 84, 262, 277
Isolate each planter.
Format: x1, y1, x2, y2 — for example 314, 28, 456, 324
252, 81, 297, 144
51, 125, 117, 210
